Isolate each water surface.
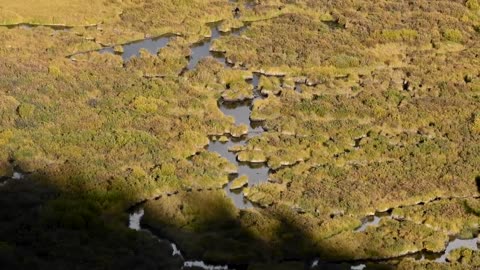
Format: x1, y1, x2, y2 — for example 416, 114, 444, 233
128, 210, 232, 270
99, 35, 171, 61
188, 24, 246, 70
355, 211, 391, 232
435, 237, 479, 263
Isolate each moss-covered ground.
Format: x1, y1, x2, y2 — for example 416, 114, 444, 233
0, 0, 479, 268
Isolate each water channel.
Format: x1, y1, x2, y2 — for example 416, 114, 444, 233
113, 18, 480, 269
5, 5, 478, 269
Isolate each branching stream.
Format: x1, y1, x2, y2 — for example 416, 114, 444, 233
4, 3, 479, 269
113, 16, 480, 270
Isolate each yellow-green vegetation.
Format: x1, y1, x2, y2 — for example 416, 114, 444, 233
143, 192, 363, 263
224, 0, 480, 220
443, 29, 464, 43
218, 18, 245, 33
0, 0, 479, 268
237, 150, 267, 163
0, 0, 121, 26
238, 133, 311, 169
125, 38, 190, 78
1, 0, 238, 47
230, 175, 249, 190
0, 26, 244, 207
398, 248, 480, 269
318, 219, 448, 260
143, 190, 252, 263
259, 75, 282, 95
218, 69, 255, 101
144, 190, 450, 262
392, 198, 480, 238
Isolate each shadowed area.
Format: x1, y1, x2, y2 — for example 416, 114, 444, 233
0, 0, 479, 269
476, 176, 480, 194
0, 169, 391, 270
0, 174, 183, 269
1, 161, 480, 269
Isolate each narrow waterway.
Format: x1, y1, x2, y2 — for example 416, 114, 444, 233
90, 22, 246, 65
123, 20, 269, 268
121, 20, 379, 269
53, 7, 480, 268
4, 23, 72, 31
129, 208, 230, 270
4, 2, 478, 269
353, 209, 480, 264
355, 211, 391, 232
435, 237, 479, 262
119, 19, 480, 268
99, 35, 171, 61
209, 73, 269, 209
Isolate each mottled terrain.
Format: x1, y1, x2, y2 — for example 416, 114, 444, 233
0, 0, 479, 269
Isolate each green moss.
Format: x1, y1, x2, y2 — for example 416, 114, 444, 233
1, 0, 479, 266
295, 99, 327, 116
48, 65, 62, 76
222, 79, 254, 102
392, 198, 480, 237
230, 175, 248, 190
467, 0, 480, 11
237, 150, 267, 163
381, 29, 419, 42
258, 75, 281, 95
113, 45, 123, 53
318, 219, 448, 260
218, 135, 229, 142
218, 18, 244, 33
230, 124, 249, 137
443, 29, 464, 43
17, 103, 35, 119
330, 54, 360, 68
399, 248, 480, 269
132, 96, 158, 113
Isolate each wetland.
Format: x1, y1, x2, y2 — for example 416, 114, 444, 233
0, 0, 479, 269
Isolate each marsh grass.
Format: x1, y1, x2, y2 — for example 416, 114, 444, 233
0, 0, 479, 267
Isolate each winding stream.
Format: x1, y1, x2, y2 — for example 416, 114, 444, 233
209, 73, 269, 209
116, 18, 480, 269
354, 211, 391, 232
121, 19, 377, 269
99, 35, 171, 61
125, 20, 269, 269
129, 208, 229, 270
17, 5, 475, 268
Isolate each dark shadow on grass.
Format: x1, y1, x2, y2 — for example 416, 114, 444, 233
0, 164, 412, 270
476, 176, 480, 194
0, 169, 182, 270
140, 190, 395, 269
